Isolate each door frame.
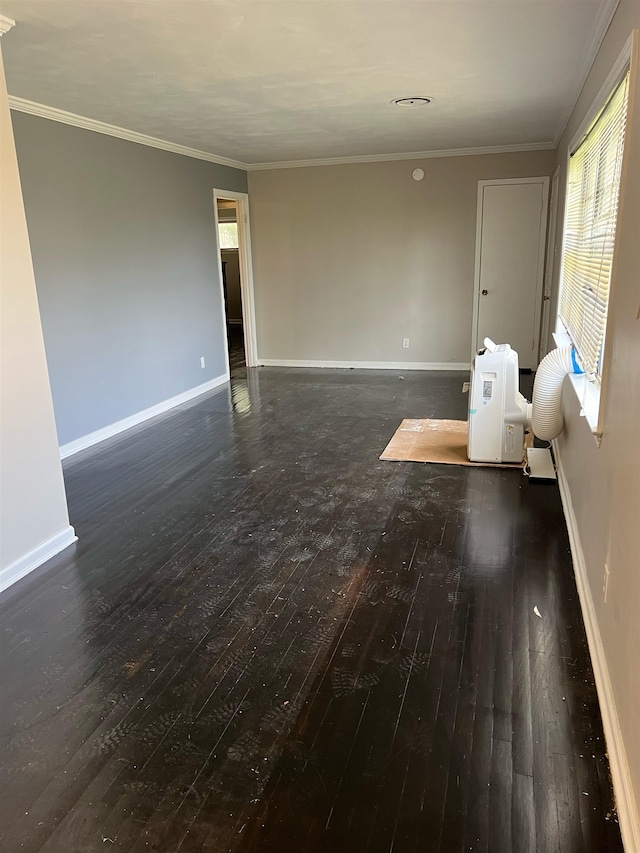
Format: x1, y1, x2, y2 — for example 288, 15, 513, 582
471, 176, 550, 367
539, 166, 560, 361
213, 188, 258, 368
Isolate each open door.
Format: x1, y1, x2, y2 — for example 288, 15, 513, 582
213, 189, 258, 369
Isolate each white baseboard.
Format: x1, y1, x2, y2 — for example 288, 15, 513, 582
0, 526, 77, 594
60, 373, 229, 459
258, 359, 470, 371
555, 444, 640, 852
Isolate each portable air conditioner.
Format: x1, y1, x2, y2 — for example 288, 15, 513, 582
467, 338, 531, 464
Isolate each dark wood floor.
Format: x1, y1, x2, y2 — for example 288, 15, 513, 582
0, 354, 622, 852
227, 324, 246, 374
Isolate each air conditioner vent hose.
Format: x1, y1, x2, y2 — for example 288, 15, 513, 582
532, 346, 576, 441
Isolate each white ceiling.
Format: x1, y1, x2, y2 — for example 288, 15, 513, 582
0, 0, 617, 167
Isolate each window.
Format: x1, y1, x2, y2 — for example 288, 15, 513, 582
557, 69, 630, 382
218, 222, 239, 249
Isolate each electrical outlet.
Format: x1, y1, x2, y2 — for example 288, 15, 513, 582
200, 356, 206, 369
402, 338, 410, 349
603, 562, 610, 603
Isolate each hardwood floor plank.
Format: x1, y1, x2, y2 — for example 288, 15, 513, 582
0, 358, 621, 853
512, 771, 537, 853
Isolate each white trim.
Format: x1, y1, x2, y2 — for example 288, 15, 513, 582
258, 359, 470, 371
553, 0, 621, 145
554, 34, 635, 442
0, 13, 15, 35
471, 182, 484, 363
8, 97, 247, 171
472, 176, 551, 188
0, 526, 77, 594
540, 166, 561, 360
247, 142, 555, 171
566, 372, 603, 440
552, 329, 572, 349
59, 374, 229, 459
7, 96, 558, 172
213, 189, 259, 367
596, 32, 638, 443
471, 177, 550, 367
555, 446, 640, 853
568, 32, 634, 154
212, 198, 232, 380
551, 332, 602, 437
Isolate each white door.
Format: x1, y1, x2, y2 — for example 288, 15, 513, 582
472, 178, 549, 369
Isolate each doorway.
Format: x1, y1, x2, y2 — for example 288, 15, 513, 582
213, 189, 258, 372
471, 177, 550, 369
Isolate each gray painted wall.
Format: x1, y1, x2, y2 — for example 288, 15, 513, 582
248, 150, 556, 366
12, 112, 247, 446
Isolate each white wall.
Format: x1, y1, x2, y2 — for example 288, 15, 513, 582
551, 4, 640, 846
248, 149, 556, 366
0, 45, 75, 591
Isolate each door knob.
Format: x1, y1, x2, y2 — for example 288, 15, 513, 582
481, 289, 488, 296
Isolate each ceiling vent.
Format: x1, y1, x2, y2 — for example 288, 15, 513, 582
392, 97, 433, 107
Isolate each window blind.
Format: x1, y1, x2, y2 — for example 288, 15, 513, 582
558, 70, 630, 380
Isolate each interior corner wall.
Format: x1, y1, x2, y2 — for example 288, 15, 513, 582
0, 49, 73, 580
551, 2, 640, 842
11, 112, 247, 447
247, 149, 556, 366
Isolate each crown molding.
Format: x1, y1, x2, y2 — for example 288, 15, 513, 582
7, 96, 248, 171
552, 0, 621, 145
246, 141, 556, 171
7, 95, 556, 173
0, 14, 15, 35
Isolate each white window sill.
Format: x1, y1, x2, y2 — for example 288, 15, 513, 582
552, 330, 572, 349
552, 331, 602, 442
